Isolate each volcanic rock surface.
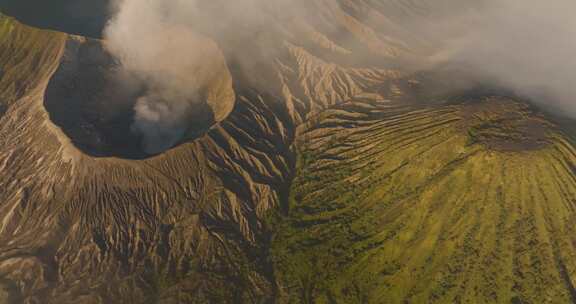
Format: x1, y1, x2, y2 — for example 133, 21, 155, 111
44, 35, 234, 158
0, 1, 575, 304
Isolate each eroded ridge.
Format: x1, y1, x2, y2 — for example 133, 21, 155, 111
273, 97, 576, 303
2, 1, 576, 303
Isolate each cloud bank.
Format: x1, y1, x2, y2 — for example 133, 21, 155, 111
104, 0, 576, 154
426, 0, 576, 114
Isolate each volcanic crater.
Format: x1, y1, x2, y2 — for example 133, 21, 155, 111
44, 36, 234, 159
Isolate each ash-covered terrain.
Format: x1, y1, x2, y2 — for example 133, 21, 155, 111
1, 1, 576, 303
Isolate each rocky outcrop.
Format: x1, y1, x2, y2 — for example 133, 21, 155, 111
0, 1, 576, 303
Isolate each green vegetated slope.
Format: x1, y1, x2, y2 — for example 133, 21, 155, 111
272, 97, 576, 303
3, 1, 576, 303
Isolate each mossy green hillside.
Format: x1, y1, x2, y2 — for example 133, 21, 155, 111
272, 97, 576, 303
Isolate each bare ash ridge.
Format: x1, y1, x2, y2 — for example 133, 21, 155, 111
0, 1, 576, 303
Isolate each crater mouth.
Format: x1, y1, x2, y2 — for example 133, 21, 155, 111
44, 37, 220, 159
459, 97, 551, 152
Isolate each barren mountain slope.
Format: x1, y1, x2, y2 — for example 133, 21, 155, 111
0, 1, 576, 303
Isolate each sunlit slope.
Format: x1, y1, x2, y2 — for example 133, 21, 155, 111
0, 14, 64, 110
3, 0, 576, 302
0, 13, 281, 303
272, 97, 576, 303
0, 0, 107, 37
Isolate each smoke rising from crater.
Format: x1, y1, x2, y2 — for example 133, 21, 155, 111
104, 0, 222, 154
103, 0, 303, 153
104, 0, 576, 154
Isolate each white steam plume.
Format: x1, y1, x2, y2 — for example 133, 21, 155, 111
104, 0, 576, 154
425, 0, 576, 114
104, 0, 220, 154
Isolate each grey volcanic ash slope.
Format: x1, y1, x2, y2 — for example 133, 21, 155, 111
1, 1, 576, 303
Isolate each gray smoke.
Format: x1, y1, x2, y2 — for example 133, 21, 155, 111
104, 0, 221, 154
105, 0, 576, 154
103, 0, 303, 154
424, 0, 576, 114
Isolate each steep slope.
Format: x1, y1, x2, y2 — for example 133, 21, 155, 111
0, 0, 108, 37
0, 15, 64, 113
44, 35, 235, 158
0, 1, 576, 304
0, 13, 283, 303
272, 97, 576, 303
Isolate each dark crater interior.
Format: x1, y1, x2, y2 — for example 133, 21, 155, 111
44, 38, 215, 159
